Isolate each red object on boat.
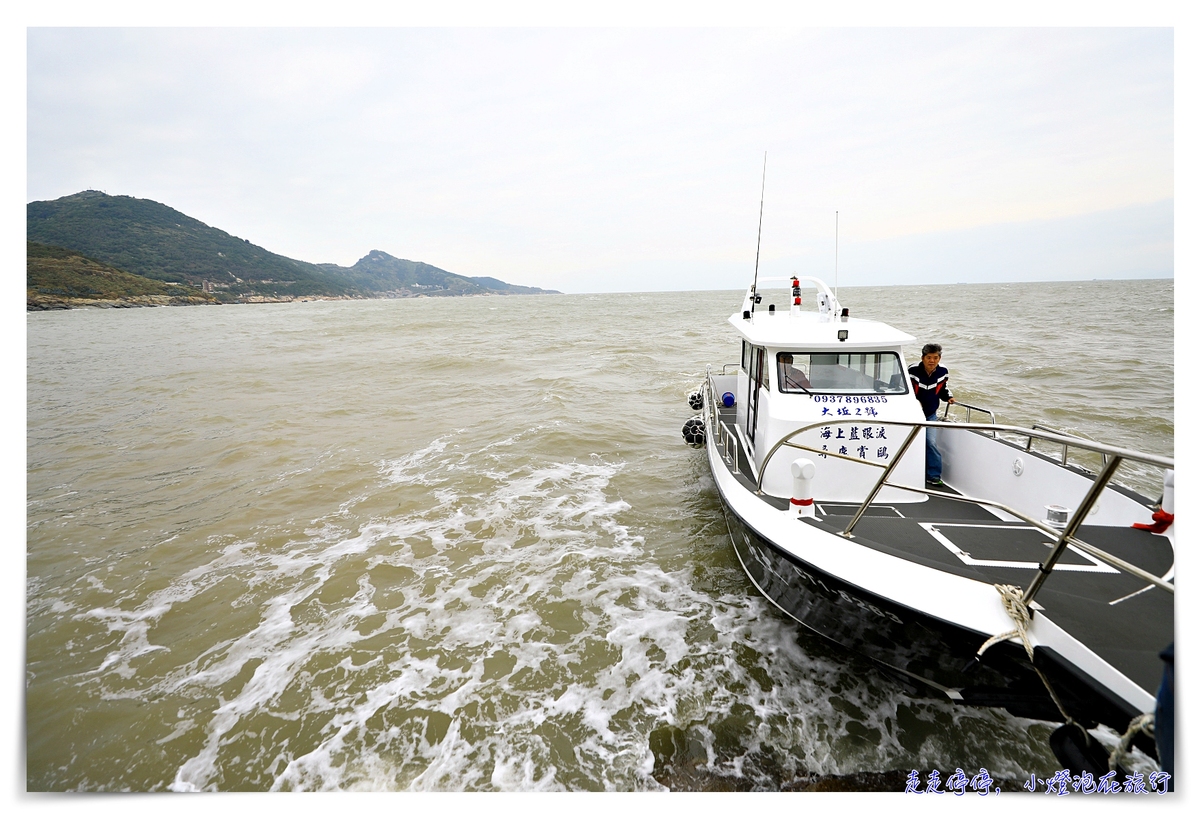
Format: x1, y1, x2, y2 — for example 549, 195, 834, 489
1132, 509, 1174, 534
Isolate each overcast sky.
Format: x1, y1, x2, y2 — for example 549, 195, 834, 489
26, 25, 1174, 293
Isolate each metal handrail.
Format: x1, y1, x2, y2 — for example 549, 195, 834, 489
721, 422, 739, 475
1026, 422, 1111, 470
759, 418, 1173, 481
703, 373, 749, 479
888, 480, 1172, 593
1028, 423, 1070, 465
943, 400, 996, 437
746, 413, 1174, 608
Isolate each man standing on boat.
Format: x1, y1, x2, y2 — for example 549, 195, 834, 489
909, 343, 956, 487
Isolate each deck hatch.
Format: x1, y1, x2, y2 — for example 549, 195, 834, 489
920, 522, 1120, 573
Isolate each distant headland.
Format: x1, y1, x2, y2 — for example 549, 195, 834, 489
27, 190, 559, 310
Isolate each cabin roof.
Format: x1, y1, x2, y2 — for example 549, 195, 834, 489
727, 309, 916, 349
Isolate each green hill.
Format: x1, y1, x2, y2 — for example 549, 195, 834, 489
27, 191, 558, 301
334, 250, 553, 296
27, 241, 219, 309
27, 191, 353, 297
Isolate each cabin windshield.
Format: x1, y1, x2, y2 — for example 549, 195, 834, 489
777, 351, 908, 395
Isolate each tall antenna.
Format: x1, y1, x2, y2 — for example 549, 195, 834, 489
751, 152, 767, 313
835, 210, 839, 299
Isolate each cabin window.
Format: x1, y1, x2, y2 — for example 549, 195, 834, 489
742, 340, 751, 372
777, 351, 908, 395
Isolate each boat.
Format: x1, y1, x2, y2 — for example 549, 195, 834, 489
683, 274, 1174, 778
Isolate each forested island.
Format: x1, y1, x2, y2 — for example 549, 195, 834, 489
27, 190, 558, 310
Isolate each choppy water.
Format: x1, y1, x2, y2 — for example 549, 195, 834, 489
26, 279, 1173, 791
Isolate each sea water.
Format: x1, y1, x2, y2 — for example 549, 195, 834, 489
25, 279, 1174, 791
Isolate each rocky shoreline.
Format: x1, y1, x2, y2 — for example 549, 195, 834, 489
26, 293, 371, 311
28, 290, 553, 311
28, 294, 214, 310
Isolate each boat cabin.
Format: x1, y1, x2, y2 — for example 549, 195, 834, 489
718, 276, 927, 502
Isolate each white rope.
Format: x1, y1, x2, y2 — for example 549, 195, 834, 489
976, 584, 1074, 725
979, 585, 1158, 773
976, 584, 1032, 659
1109, 713, 1154, 772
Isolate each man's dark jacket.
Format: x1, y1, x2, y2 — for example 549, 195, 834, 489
908, 363, 953, 417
